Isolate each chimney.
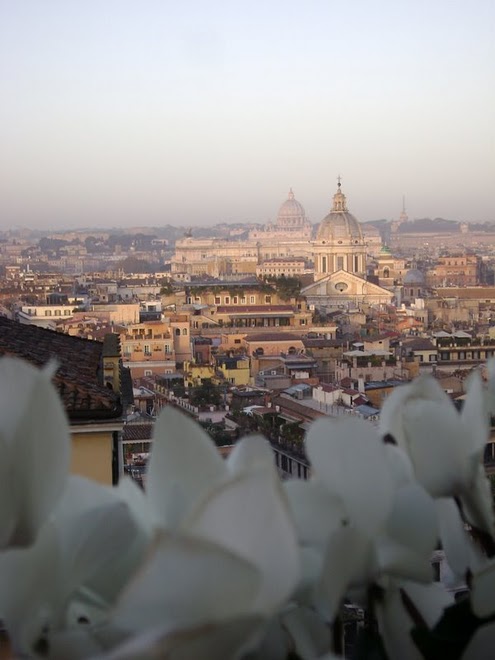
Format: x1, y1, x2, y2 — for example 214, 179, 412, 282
358, 376, 365, 394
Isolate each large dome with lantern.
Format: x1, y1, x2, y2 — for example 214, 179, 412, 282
275, 189, 308, 229
316, 182, 363, 245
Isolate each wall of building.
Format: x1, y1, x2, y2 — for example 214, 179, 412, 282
70, 430, 114, 485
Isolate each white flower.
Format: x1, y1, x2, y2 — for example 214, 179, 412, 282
285, 417, 438, 620
0, 357, 70, 548
379, 373, 494, 536
0, 406, 300, 658
0, 475, 144, 657
375, 580, 454, 660
105, 408, 301, 655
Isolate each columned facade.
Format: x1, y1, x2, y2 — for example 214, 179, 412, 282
313, 182, 367, 281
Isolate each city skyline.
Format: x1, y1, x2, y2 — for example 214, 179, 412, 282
1, 0, 494, 230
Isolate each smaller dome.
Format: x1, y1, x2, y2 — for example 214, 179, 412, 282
403, 269, 425, 285
276, 189, 307, 226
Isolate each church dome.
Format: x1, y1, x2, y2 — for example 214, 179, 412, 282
316, 182, 363, 244
403, 268, 425, 285
276, 189, 307, 227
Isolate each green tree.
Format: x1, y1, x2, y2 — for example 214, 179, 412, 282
189, 379, 222, 408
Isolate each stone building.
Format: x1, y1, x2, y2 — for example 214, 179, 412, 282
249, 189, 312, 240
313, 181, 367, 281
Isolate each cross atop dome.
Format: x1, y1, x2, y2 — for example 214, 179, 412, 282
288, 188, 295, 200
332, 176, 348, 212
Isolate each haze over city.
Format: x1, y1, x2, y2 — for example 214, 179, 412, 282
1, 0, 494, 230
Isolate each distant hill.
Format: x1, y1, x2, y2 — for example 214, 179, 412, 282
397, 218, 460, 233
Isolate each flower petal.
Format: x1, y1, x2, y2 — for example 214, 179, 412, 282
381, 483, 438, 572
281, 606, 333, 660
0, 521, 60, 655
184, 470, 300, 613
471, 560, 495, 618
379, 376, 449, 447
112, 532, 261, 635
146, 407, 227, 529
461, 621, 495, 660
305, 417, 395, 535
399, 399, 465, 497
226, 434, 276, 477
460, 462, 495, 537
0, 358, 70, 547
314, 526, 374, 621
284, 478, 346, 547
461, 371, 489, 455
435, 498, 484, 585
100, 616, 265, 660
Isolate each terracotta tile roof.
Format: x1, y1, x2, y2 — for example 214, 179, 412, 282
0, 317, 121, 421
123, 423, 153, 441
217, 305, 294, 313
244, 333, 303, 343
272, 395, 326, 423
318, 383, 341, 393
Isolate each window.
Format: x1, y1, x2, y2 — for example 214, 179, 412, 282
240, 297, 246, 304
337, 257, 344, 270
144, 370, 152, 377
175, 328, 180, 336
144, 345, 151, 356
45, 310, 52, 316
182, 328, 187, 335
234, 339, 241, 344
214, 296, 221, 305
250, 296, 255, 303
54, 309, 61, 316
165, 344, 171, 354
225, 296, 230, 305
265, 295, 272, 304
233, 296, 238, 304
354, 255, 359, 272
64, 310, 71, 316
322, 256, 327, 272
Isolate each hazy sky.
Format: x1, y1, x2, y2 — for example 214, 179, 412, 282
1, 0, 494, 230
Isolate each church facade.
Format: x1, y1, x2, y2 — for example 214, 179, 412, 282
171, 183, 389, 309
301, 269, 393, 310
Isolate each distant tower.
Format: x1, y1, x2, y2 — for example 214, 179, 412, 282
399, 195, 409, 223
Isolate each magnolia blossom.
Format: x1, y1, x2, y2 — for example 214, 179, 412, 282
379, 373, 494, 537
285, 417, 438, 621
0, 357, 70, 549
